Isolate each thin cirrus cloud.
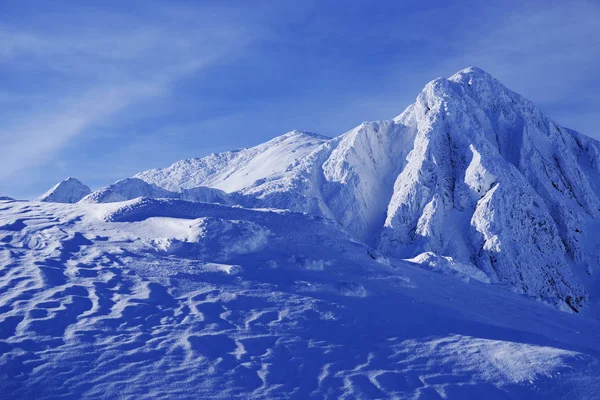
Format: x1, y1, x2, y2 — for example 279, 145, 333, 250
0, 4, 264, 192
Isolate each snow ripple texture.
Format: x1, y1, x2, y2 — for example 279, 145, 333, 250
1, 199, 600, 399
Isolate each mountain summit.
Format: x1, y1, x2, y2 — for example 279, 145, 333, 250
84, 68, 600, 311
38, 177, 91, 203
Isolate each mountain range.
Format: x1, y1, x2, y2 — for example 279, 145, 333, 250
61, 67, 600, 313
6, 67, 600, 398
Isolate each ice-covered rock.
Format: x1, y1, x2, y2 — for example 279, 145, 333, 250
379, 67, 596, 310
37, 177, 91, 203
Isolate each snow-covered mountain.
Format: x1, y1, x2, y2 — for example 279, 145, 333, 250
93, 67, 598, 312
6, 67, 600, 398
37, 177, 91, 203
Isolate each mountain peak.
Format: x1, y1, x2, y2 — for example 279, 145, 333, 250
405, 66, 532, 121
38, 177, 91, 203
448, 66, 511, 101
449, 66, 494, 81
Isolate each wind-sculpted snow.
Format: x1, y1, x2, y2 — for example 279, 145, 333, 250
2, 198, 600, 399
180, 186, 232, 205
81, 178, 233, 206
100, 197, 301, 225
71, 67, 600, 310
80, 178, 179, 203
38, 177, 91, 203
406, 252, 490, 284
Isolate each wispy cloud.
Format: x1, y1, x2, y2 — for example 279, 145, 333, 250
464, 2, 597, 92
0, 3, 262, 182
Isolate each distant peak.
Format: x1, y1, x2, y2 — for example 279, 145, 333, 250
37, 176, 91, 203
63, 177, 83, 184
58, 176, 86, 185
417, 67, 498, 96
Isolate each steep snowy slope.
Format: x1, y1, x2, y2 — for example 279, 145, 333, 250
317, 121, 415, 243
134, 123, 414, 244
85, 67, 600, 312
37, 177, 91, 203
1, 198, 600, 399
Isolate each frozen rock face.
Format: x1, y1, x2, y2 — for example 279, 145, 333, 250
37, 177, 91, 203
379, 68, 597, 311
95, 67, 600, 311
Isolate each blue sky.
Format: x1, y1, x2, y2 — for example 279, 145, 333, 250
1, 0, 599, 199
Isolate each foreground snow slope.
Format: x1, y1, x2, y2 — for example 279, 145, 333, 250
1, 198, 599, 399
105, 67, 600, 312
